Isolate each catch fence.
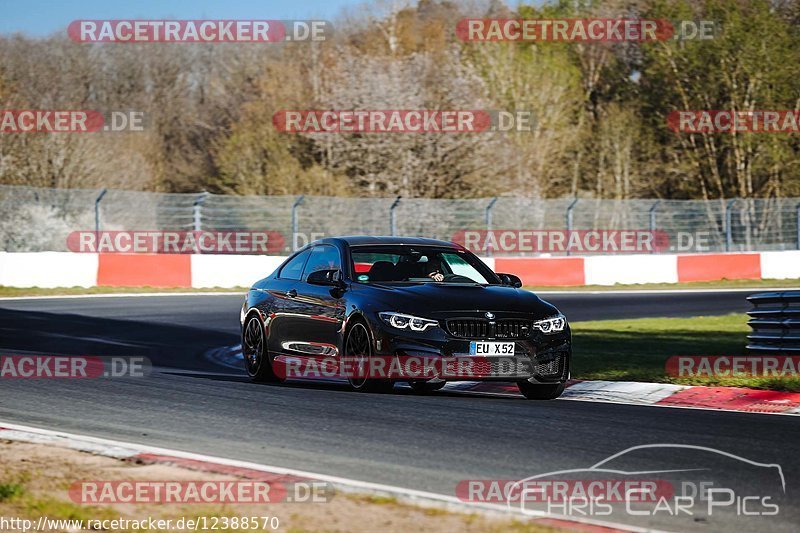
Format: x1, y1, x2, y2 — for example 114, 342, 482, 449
1, 184, 799, 255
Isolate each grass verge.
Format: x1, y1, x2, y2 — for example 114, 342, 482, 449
0, 441, 557, 533
1, 277, 797, 298
527, 278, 800, 292
571, 314, 800, 391
0, 286, 246, 297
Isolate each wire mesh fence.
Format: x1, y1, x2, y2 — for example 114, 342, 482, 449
1, 184, 798, 255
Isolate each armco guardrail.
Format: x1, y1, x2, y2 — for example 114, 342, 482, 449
747, 291, 800, 354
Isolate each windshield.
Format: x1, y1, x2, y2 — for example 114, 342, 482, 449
350, 246, 497, 284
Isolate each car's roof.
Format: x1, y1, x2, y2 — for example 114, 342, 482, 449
317, 236, 458, 248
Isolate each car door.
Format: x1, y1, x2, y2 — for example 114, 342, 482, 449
290, 244, 346, 359
265, 248, 311, 355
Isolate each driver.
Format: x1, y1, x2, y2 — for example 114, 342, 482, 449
422, 257, 445, 282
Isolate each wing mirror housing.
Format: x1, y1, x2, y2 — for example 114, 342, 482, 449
307, 269, 345, 288
497, 273, 523, 288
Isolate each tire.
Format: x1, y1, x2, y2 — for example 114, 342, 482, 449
243, 314, 282, 383
408, 380, 446, 393
517, 381, 565, 400
344, 321, 393, 393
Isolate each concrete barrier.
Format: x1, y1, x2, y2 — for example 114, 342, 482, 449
0, 251, 98, 288
584, 255, 678, 285
0, 250, 797, 288
191, 255, 285, 288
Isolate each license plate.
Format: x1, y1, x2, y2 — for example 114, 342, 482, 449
469, 341, 515, 356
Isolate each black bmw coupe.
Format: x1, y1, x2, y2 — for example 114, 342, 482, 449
240, 236, 571, 399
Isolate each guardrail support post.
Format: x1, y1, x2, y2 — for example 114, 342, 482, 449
648, 200, 660, 254
389, 196, 402, 236
565, 198, 579, 257
484, 197, 498, 257
725, 198, 737, 252
193, 192, 209, 232
796, 201, 800, 250
94, 188, 107, 235
291, 195, 305, 251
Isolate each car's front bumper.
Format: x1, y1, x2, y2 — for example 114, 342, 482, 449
366, 314, 571, 383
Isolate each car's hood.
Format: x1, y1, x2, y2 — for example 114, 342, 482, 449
359, 282, 560, 319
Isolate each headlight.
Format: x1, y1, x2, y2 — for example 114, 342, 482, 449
379, 312, 439, 332
533, 314, 566, 334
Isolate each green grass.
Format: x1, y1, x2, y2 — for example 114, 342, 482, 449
571, 314, 800, 391
0, 483, 24, 501
0, 285, 246, 297
2, 276, 798, 298
20, 497, 111, 522
527, 278, 800, 292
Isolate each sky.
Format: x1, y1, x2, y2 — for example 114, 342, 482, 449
0, 0, 364, 36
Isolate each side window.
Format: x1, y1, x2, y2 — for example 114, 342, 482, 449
278, 249, 311, 280
302, 245, 342, 280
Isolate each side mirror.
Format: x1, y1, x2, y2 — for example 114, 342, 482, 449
307, 269, 345, 287
497, 273, 523, 288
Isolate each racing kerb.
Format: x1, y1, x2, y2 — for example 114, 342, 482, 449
0, 250, 799, 288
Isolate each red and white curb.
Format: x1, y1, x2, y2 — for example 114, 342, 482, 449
454, 380, 800, 415
0, 421, 651, 533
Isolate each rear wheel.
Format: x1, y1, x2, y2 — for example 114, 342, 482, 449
345, 321, 393, 393
517, 381, 565, 400
243, 314, 282, 383
408, 380, 446, 393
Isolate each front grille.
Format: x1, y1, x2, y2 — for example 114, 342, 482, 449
495, 320, 530, 339
446, 318, 530, 339
447, 319, 489, 339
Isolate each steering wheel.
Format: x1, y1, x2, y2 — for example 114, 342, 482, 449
441, 274, 473, 283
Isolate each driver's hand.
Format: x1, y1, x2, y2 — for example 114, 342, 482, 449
428, 271, 444, 282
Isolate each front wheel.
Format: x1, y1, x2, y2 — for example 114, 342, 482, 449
345, 321, 393, 393
517, 381, 565, 400
243, 314, 282, 383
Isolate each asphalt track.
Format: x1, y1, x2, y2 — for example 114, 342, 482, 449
0, 290, 797, 532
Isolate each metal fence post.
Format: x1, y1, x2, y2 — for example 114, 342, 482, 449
725, 198, 737, 252
648, 200, 660, 254
291, 195, 305, 251
796, 201, 800, 250
193, 192, 209, 232
389, 196, 402, 236
565, 198, 579, 256
484, 197, 498, 257
94, 189, 107, 234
